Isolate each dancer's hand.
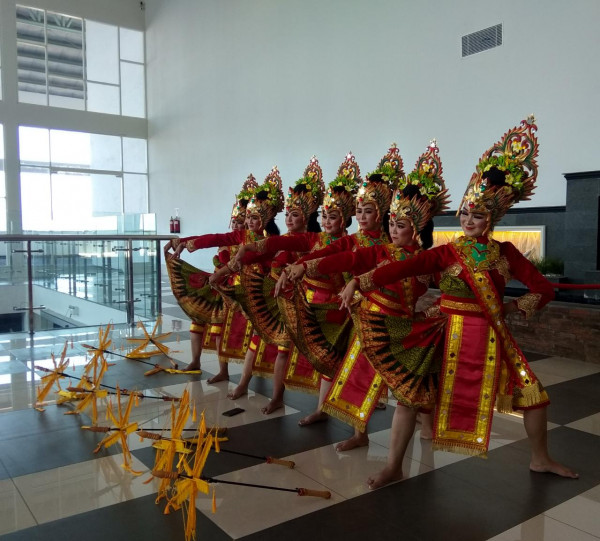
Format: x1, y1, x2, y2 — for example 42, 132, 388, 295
209, 266, 229, 286
163, 239, 179, 259
172, 242, 186, 259
339, 279, 358, 312
274, 271, 288, 297
233, 244, 248, 266
286, 263, 305, 282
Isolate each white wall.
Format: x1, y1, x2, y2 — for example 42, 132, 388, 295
145, 0, 600, 270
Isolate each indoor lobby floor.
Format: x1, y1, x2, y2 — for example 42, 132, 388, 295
0, 285, 599, 541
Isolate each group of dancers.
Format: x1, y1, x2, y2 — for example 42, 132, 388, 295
164, 116, 578, 488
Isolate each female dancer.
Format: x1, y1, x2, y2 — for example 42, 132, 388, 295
204, 168, 286, 403
218, 157, 324, 413
167, 170, 281, 375
233, 154, 358, 420
351, 117, 577, 478
306, 141, 449, 485
284, 145, 402, 440
163, 174, 258, 372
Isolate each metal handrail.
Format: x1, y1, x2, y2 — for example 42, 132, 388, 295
0, 234, 176, 241
0, 234, 177, 333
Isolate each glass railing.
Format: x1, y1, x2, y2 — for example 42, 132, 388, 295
0, 234, 174, 334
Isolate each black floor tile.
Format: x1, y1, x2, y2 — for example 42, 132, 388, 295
0, 423, 118, 477
241, 468, 526, 541
545, 372, 600, 425
0, 493, 232, 541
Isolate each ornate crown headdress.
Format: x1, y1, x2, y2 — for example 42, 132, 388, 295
391, 140, 450, 232
285, 156, 325, 218
231, 174, 258, 220
357, 143, 404, 217
322, 152, 360, 222
458, 115, 539, 226
247, 166, 285, 225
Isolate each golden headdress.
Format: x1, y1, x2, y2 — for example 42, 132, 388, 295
458, 115, 539, 227
231, 174, 258, 220
322, 152, 360, 222
285, 156, 325, 219
391, 140, 450, 232
247, 166, 285, 225
357, 143, 404, 217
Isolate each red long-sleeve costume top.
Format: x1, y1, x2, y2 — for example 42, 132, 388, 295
360, 237, 554, 319
295, 229, 389, 265
241, 232, 347, 299
307, 243, 429, 316
177, 230, 272, 274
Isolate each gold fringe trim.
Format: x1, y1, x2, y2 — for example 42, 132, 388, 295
251, 370, 273, 379
519, 383, 545, 407
321, 403, 367, 433
432, 440, 488, 459
283, 383, 319, 396
495, 394, 514, 414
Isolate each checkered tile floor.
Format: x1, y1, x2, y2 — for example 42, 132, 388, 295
0, 286, 599, 540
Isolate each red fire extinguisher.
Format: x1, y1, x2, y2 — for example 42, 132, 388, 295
173, 209, 181, 233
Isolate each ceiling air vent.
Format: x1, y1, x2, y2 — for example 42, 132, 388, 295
462, 24, 502, 57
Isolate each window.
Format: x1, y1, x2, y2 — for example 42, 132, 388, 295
19, 126, 148, 232
0, 38, 3, 101
0, 126, 5, 232
16, 5, 145, 117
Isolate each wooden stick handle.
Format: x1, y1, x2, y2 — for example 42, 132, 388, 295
82, 426, 111, 432
297, 488, 331, 499
266, 457, 295, 469
137, 430, 163, 440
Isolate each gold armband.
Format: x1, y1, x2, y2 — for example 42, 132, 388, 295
358, 270, 377, 293
515, 293, 542, 319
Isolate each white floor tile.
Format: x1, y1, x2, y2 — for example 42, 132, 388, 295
0, 478, 37, 535
566, 413, 600, 437
13, 454, 159, 524
488, 514, 600, 541
533, 357, 600, 386
544, 484, 600, 537
196, 460, 340, 539
288, 442, 432, 499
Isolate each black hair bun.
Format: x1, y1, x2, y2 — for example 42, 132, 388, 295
482, 166, 508, 187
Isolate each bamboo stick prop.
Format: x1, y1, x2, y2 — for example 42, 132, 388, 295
35, 342, 70, 410
82, 426, 227, 437
83, 345, 198, 376
34, 366, 180, 402
212, 446, 295, 469
67, 386, 180, 402
89, 386, 143, 475
153, 470, 331, 499
133, 428, 291, 467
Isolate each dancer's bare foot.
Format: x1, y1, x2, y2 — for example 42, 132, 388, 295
207, 372, 229, 384
298, 411, 328, 427
530, 459, 579, 478
261, 400, 283, 415
184, 361, 201, 371
367, 465, 403, 490
227, 385, 247, 400
336, 432, 369, 452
